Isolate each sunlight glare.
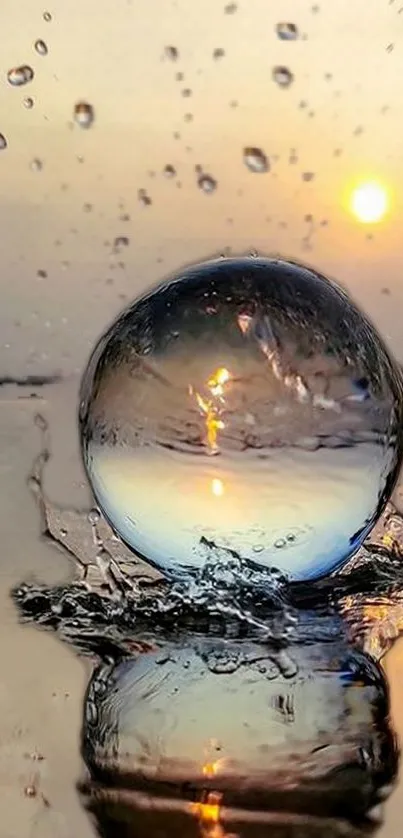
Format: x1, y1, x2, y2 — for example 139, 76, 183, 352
350, 181, 389, 224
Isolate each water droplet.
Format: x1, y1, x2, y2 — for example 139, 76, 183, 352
165, 45, 179, 61
276, 22, 298, 40
204, 648, 242, 674
252, 544, 264, 553
23, 96, 34, 109
43, 11, 52, 21
136, 188, 151, 207
114, 236, 130, 249
272, 66, 294, 88
7, 65, 34, 86
0, 133, 7, 151
79, 256, 403, 583
163, 164, 176, 178
213, 47, 225, 60
367, 805, 383, 824
30, 157, 43, 172
243, 146, 269, 173
289, 148, 298, 164
34, 39, 48, 56
88, 508, 100, 526
197, 173, 217, 193
73, 101, 95, 129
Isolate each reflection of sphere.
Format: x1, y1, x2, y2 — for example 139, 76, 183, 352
80, 636, 397, 836
79, 256, 403, 581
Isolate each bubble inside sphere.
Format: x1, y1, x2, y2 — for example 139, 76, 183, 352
79, 257, 403, 582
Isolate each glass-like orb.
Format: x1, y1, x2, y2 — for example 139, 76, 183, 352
79, 256, 403, 582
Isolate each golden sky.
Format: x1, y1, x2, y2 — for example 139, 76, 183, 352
1, 0, 403, 375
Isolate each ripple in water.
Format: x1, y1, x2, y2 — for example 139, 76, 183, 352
78, 256, 403, 583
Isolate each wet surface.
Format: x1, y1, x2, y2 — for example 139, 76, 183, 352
7, 373, 403, 837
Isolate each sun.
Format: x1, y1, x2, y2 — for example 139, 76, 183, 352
350, 181, 389, 224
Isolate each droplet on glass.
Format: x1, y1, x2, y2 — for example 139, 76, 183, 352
213, 47, 225, 60
34, 39, 48, 56
165, 45, 179, 61
272, 66, 294, 88
30, 158, 43, 172
23, 96, 34, 109
138, 188, 152, 206
243, 147, 269, 173
276, 22, 298, 40
73, 101, 95, 129
43, 11, 52, 21
163, 164, 176, 178
79, 256, 403, 583
197, 173, 217, 193
7, 65, 34, 87
0, 134, 7, 151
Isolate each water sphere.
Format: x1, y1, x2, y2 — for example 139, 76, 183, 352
79, 256, 403, 582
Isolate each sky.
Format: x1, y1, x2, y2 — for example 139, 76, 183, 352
1, 0, 403, 376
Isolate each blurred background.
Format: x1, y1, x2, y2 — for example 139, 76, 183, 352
2, 0, 403, 377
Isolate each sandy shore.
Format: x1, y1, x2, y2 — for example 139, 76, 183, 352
0, 375, 402, 837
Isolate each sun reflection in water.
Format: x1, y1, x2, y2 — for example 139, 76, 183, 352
190, 761, 238, 838
190, 366, 231, 454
